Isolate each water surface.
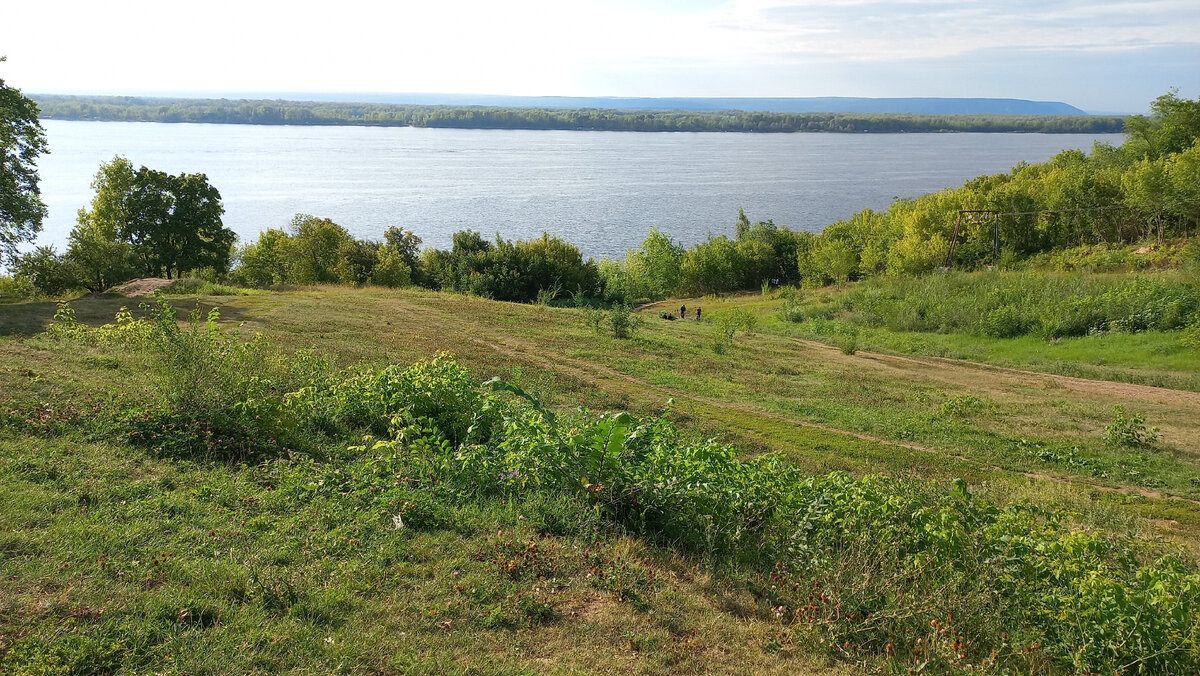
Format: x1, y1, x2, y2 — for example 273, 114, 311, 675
37, 121, 1123, 258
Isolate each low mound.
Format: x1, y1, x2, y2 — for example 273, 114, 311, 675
107, 278, 176, 296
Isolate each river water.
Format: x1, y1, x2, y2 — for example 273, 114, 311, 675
35, 120, 1124, 258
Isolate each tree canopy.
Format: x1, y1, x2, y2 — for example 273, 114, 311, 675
0, 57, 49, 268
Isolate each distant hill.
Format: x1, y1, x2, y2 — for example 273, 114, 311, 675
242, 93, 1090, 116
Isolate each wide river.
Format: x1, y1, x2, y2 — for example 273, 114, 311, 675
37, 121, 1124, 259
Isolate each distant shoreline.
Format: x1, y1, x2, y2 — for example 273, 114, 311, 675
32, 95, 1128, 135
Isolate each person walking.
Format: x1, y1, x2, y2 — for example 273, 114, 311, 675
680, 304, 687, 319
695, 307, 701, 321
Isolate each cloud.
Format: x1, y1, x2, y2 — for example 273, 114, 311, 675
701, 0, 1200, 62
1, 0, 1196, 110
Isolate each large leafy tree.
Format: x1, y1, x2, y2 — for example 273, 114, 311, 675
0, 57, 49, 268
73, 157, 235, 280
124, 168, 232, 278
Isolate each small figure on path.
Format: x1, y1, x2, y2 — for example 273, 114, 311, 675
696, 307, 701, 321
680, 304, 687, 319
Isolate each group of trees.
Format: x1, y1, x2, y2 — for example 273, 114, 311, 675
232, 216, 422, 289
593, 92, 1200, 301
233, 224, 597, 304
6, 79, 1199, 304
33, 95, 1127, 135
13, 157, 235, 294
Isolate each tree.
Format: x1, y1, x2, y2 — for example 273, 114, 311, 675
1124, 90, 1200, 160
124, 168, 232, 278
370, 245, 413, 288
64, 158, 139, 291
383, 227, 422, 267
0, 57, 49, 268
1166, 142, 1200, 238
382, 226, 423, 284
287, 214, 354, 284
813, 238, 858, 286
625, 227, 683, 299
234, 228, 291, 287
77, 157, 235, 279
11, 246, 73, 296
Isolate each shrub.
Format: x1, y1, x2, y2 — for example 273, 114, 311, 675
579, 305, 605, 334
46, 294, 320, 459
0, 274, 36, 301
1104, 405, 1160, 447
777, 288, 805, 323
607, 303, 642, 339
836, 330, 858, 355
1182, 316, 1200, 349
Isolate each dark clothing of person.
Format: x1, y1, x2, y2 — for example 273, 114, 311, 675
680, 305, 687, 319
696, 307, 701, 321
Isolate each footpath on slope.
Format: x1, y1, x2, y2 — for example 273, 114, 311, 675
786, 337, 1200, 408
463, 332, 1199, 506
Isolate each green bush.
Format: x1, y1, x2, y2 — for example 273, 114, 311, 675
1104, 405, 1160, 447
607, 303, 642, 339
45, 294, 321, 459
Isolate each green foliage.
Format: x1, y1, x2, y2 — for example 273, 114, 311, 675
607, 303, 643, 339
1104, 405, 1160, 447
578, 303, 606, 334
0, 58, 48, 268
421, 231, 600, 303
122, 165, 234, 279
622, 227, 683, 301
287, 214, 356, 284
11, 246, 77, 296
232, 228, 291, 287
369, 245, 413, 288
22, 156, 236, 293
1182, 317, 1200, 350
160, 277, 251, 296
938, 394, 988, 418
45, 294, 321, 459
813, 270, 1199, 340
317, 358, 1200, 673
1125, 89, 1200, 159
0, 273, 35, 301
777, 287, 805, 323
835, 330, 858, 355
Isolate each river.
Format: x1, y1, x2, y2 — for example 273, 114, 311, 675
35, 121, 1124, 258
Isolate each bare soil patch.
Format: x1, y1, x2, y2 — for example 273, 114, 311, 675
107, 278, 176, 296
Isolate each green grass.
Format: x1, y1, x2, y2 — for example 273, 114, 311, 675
3, 281, 1200, 674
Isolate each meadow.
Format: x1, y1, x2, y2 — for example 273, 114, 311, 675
1, 274, 1198, 675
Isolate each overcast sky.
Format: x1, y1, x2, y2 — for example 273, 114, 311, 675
3, 0, 1197, 113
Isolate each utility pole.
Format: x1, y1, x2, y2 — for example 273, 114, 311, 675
944, 210, 1000, 270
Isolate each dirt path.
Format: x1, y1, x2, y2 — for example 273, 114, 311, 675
787, 337, 1200, 407
465, 333, 1200, 505
357, 294, 1197, 502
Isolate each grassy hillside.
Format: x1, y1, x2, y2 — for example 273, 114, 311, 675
1, 282, 1198, 674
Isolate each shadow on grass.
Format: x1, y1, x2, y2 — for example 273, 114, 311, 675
0, 295, 256, 337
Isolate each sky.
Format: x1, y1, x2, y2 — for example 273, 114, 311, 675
2, 0, 1198, 113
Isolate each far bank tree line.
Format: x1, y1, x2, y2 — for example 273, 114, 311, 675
8, 90, 1200, 303
34, 94, 1127, 135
